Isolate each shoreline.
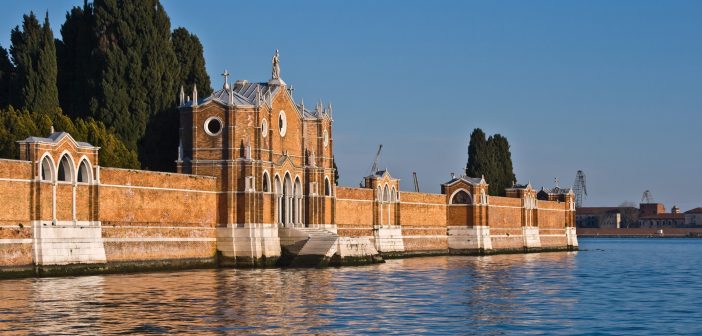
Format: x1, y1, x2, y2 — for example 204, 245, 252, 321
0, 246, 578, 280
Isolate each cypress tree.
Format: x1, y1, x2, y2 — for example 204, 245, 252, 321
139, 27, 212, 171
465, 128, 487, 178
172, 27, 212, 96
9, 12, 60, 115
56, 1, 97, 119
92, 0, 178, 151
465, 128, 516, 196
0, 45, 13, 108
333, 159, 339, 185
487, 134, 516, 196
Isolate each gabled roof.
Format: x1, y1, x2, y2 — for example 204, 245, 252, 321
18, 132, 96, 149
366, 169, 395, 180
442, 175, 487, 187
685, 207, 702, 214
182, 79, 333, 121
539, 186, 573, 195
506, 182, 533, 191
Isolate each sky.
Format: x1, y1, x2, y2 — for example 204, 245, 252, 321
1, 1, 701, 210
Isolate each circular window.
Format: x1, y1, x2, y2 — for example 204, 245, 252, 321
204, 117, 223, 136
323, 129, 329, 147
278, 110, 287, 137
261, 119, 268, 138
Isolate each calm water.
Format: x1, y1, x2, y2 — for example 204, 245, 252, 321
1, 238, 702, 335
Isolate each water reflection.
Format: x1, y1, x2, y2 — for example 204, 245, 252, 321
5, 248, 662, 335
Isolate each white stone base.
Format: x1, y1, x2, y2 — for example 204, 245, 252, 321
448, 225, 493, 251
566, 227, 579, 247
32, 221, 107, 266
373, 225, 405, 253
522, 226, 541, 248
217, 224, 281, 261
337, 237, 379, 259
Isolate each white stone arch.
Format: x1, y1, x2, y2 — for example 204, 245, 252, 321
391, 186, 397, 203
76, 156, 93, 184
38, 152, 56, 183
57, 151, 76, 183
262, 170, 271, 193
449, 188, 473, 205
324, 177, 332, 196
377, 185, 382, 201
383, 184, 390, 202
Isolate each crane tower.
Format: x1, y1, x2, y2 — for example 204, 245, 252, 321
573, 170, 587, 208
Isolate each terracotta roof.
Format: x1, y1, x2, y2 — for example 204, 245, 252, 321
576, 207, 634, 215
685, 207, 702, 214
639, 213, 685, 220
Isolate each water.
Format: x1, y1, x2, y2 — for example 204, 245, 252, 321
1, 238, 702, 335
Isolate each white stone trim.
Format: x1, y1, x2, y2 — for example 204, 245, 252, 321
103, 238, 216, 242
99, 183, 217, 194
0, 239, 33, 244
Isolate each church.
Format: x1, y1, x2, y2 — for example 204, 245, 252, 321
0, 51, 577, 276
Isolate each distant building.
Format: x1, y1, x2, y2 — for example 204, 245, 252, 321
577, 203, 695, 229
684, 208, 702, 226
576, 207, 638, 229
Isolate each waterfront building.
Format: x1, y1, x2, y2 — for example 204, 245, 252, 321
0, 52, 577, 277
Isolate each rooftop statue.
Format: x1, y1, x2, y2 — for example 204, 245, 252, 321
272, 49, 281, 79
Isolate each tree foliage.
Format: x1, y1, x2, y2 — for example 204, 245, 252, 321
56, 1, 97, 120
172, 27, 212, 97
2, 1, 212, 171
9, 12, 60, 116
0, 45, 13, 108
465, 128, 516, 196
0, 106, 139, 168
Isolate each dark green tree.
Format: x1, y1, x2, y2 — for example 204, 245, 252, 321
56, 0, 97, 119
139, 27, 212, 171
333, 159, 339, 185
91, 0, 178, 152
465, 128, 516, 196
0, 45, 14, 108
465, 128, 487, 178
487, 134, 516, 196
9, 12, 60, 115
172, 27, 212, 96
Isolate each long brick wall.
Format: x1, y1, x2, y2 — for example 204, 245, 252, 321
98, 168, 217, 263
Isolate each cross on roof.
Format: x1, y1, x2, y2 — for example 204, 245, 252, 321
221, 69, 230, 88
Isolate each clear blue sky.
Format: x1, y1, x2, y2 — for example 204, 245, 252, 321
1, 1, 701, 210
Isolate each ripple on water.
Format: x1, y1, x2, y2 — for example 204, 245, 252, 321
1, 239, 702, 334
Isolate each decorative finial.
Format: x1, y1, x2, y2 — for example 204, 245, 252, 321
300, 98, 305, 112
50, 125, 54, 134
222, 69, 230, 89
179, 86, 185, 106
192, 84, 198, 107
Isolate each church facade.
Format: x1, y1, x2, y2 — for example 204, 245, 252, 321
0, 52, 577, 276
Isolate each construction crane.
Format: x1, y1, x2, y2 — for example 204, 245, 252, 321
369, 144, 383, 175
641, 190, 654, 203
573, 170, 587, 208
361, 144, 383, 187
413, 172, 420, 192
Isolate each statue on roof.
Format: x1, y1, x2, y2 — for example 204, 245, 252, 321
272, 49, 281, 80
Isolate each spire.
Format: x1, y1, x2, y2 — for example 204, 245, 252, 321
300, 98, 305, 113
179, 86, 185, 106
192, 84, 198, 107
